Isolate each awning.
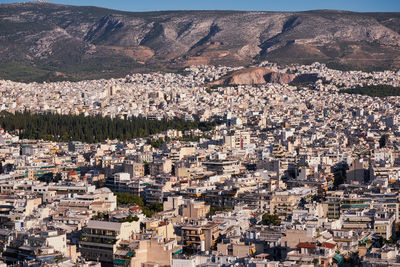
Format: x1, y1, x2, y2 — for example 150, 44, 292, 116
333, 254, 343, 264
126, 252, 134, 257
114, 259, 128, 265
173, 249, 182, 255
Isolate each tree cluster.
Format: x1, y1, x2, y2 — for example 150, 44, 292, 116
115, 193, 163, 218
208, 206, 232, 216
0, 111, 216, 143
116, 193, 144, 207
262, 213, 281, 226
340, 84, 400, 97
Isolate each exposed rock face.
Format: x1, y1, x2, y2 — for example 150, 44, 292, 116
264, 72, 297, 84
1, 3, 400, 81
212, 67, 274, 85
210, 67, 297, 85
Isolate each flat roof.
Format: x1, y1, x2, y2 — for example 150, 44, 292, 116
87, 220, 122, 231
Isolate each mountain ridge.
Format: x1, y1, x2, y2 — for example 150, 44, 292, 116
0, 2, 400, 82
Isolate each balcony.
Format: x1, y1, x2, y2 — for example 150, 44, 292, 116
82, 233, 118, 239
80, 240, 116, 248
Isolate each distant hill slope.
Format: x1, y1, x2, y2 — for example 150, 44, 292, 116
209, 67, 296, 85
0, 3, 400, 82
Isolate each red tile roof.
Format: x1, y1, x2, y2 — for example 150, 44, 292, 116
296, 242, 317, 249
68, 170, 78, 176
322, 242, 336, 249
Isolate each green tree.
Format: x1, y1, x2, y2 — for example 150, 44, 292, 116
120, 214, 137, 223
0, 111, 218, 143
116, 193, 144, 206
141, 202, 163, 218
208, 206, 232, 216
262, 213, 281, 226
92, 212, 105, 220
115, 194, 163, 218
54, 172, 62, 182
38, 172, 55, 183
142, 207, 156, 218
148, 202, 163, 212
340, 84, 400, 98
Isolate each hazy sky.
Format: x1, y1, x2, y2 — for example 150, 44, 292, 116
2, 0, 399, 12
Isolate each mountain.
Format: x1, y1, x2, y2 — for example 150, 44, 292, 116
0, 2, 400, 82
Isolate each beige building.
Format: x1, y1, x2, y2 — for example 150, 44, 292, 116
374, 212, 395, 239
150, 159, 172, 176
181, 223, 219, 253
346, 158, 369, 184
216, 237, 255, 258
281, 230, 314, 249
123, 160, 145, 179
181, 199, 210, 220
145, 219, 176, 240
80, 220, 140, 264
224, 132, 251, 149
203, 160, 241, 175
163, 196, 183, 215
176, 167, 191, 178
41, 230, 68, 256
269, 193, 301, 218
130, 236, 181, 267
169, 147, 196, 161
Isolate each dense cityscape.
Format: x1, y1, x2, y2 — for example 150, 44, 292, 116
0, 60, 398, 267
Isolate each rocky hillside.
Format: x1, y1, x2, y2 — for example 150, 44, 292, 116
209, 67, 320, 85
0, 2, 400, 82
209, 67, 297, 85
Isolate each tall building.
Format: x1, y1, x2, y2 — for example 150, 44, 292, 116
123, 160, 144, 179
68, 141, 85, 153
80, 220, 140, 264
224, 132, 250, 149
181, 223, 219, 253
181, 199, 210, 220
